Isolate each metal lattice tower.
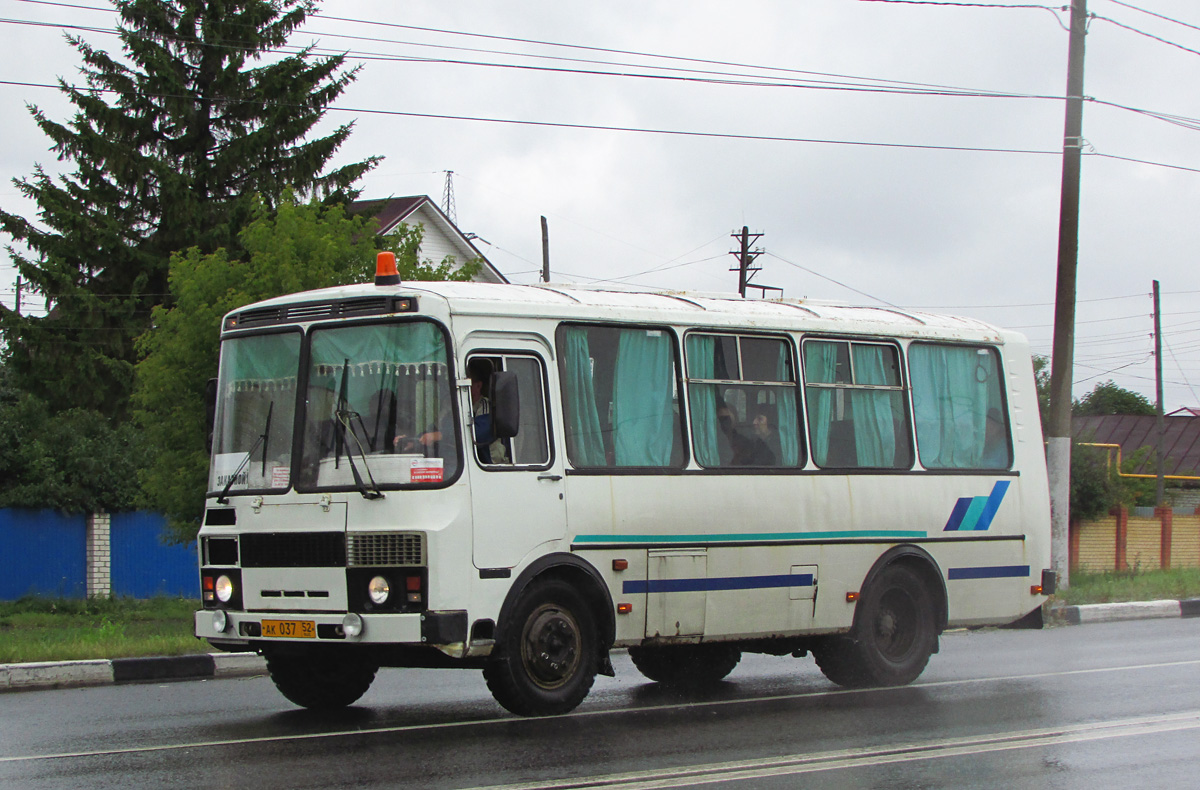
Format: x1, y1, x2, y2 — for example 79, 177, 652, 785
442, 170, 457, 226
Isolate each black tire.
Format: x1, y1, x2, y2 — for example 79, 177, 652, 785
813, 563, 937, 688
628, 644, 742, 687
483, 578, 599, 716
266, 650, 378, 710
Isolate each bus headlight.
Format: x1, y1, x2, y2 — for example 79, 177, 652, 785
215, 574, 235, 603
212, 609, 228, 633
368, 575, 391, 605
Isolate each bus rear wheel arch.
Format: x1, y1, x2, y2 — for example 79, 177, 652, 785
814, 559, 940, 688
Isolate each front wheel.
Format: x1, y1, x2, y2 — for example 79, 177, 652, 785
628, 644, 742, 687
813, 563, 937, 688
265, 649, 378, 710
484, 579, 599, 716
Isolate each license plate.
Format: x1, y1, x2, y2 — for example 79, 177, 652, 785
261, 619, 316, 639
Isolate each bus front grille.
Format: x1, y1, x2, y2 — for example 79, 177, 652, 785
347, 533, 426, 567
240, 532, 346, 568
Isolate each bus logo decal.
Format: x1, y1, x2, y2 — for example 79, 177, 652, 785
943, 481, 1010, 532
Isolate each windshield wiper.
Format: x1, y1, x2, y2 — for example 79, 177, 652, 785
334, 359, 384, 500
334, 408, 384, 500
217, 401, 273, 504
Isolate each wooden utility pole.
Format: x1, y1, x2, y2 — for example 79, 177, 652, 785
1047, 0, 1088, 591
729, 226, 763, 298
540, 216, 550, 283
1153, 280, 1165, 506
14, 276, 21, 315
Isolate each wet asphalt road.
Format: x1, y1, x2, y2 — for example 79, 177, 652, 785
1, 617, 1198, 789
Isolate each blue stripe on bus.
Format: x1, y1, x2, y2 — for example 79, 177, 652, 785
943, 497, 973, 532
947, 565, 1030, 580
623, 573, 815, 594
944, 481, 1010, 531
574, 530, 927, 545
974, 480, 1011, 531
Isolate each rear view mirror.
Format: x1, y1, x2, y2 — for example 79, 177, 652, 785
490, 371, 519, 439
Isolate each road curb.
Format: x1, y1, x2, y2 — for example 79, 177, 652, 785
0, 652, 265, 693
1050, 597, 1200, 625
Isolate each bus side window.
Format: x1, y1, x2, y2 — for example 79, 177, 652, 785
685, 332, 803, 468
909, 343, 1010, 470
558, 324, 684, 469
803, 339, 912, 470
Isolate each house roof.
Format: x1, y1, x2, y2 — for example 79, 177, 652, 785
1073, 414, 1200, 477
347, 195, 508, 284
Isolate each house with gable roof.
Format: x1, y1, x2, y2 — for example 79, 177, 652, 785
349, 196, 508, 284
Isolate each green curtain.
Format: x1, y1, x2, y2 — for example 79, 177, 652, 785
225, 332, 300, 389
910, 344, 993, 469
804, 341, 839, 466
686, 335, 722, 466
612, 329, 675, 466
776, 344, 800, 466
562, 328, 606, 466
850, 345, 897, 467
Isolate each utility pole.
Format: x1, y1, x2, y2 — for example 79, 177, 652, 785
540, 216, 551, 283
1047, 0, 1088, 591
1153, 280, 1165, 506
14, 276, 21, 315
442, 170, 457, 226
728, 226, 763, 298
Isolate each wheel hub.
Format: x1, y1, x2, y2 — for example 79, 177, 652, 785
521, 604, 581, 688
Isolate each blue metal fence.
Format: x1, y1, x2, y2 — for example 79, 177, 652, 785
111, 512, 198, 598
0, 509, 196, 600
0, 509, 87, 599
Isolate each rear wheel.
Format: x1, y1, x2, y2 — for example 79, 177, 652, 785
265, 649, 378, 710
814, 563, 937, 688
484, 579, 599, 716
628, 644, 742, 687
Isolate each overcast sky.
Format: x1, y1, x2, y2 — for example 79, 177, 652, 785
2, 0, 1199, 409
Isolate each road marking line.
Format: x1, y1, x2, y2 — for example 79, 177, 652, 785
470, 711, 1200, 790
2, 657, 1198, 764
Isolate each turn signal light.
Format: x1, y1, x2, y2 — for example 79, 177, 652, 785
617, 603, 633, 614
846, 591, 860, 602
612, 559, 629, 571
1031, 585, 1044, 595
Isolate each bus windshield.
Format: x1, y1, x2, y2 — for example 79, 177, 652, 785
296, 320, 459, 490
209, 331, 301, 495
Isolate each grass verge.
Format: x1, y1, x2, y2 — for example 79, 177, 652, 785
0, 596, 201, 664
1053, 566, 1200, 606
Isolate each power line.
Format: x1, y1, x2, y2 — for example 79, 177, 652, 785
1092, 14, 1200, 58
1105, 0, 1200, 34
764, 251, 897, 307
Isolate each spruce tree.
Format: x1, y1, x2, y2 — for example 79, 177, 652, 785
0, 0, 377, 417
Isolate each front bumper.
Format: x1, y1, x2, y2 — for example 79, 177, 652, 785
195, 608, 467, 648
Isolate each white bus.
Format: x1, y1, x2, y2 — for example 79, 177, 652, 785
196, 254, 1053, 716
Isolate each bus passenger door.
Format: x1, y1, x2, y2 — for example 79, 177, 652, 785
466, 346, 567, 570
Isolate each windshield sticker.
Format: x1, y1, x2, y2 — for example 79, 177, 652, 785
410, 457, 444, 483
270, 466, 290, 488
